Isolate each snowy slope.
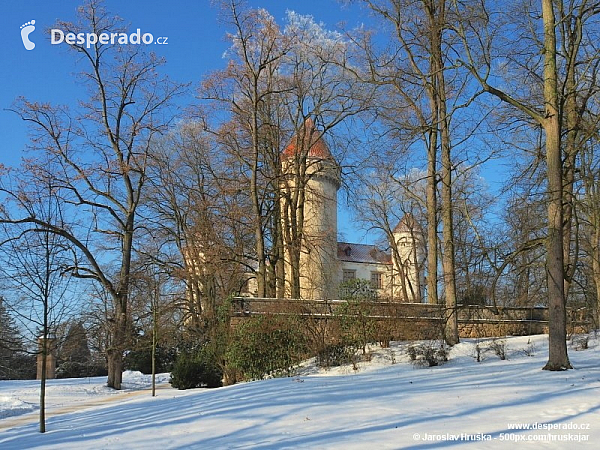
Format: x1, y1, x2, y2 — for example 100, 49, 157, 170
0, 334, 598, 449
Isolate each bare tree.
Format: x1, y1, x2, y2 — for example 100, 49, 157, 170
204, 3, 371, 300
352, 162, 427, 303
350, 1, 441, 309
203, 0, 290, 298
580, 139, 600, 328
454, 0, 600, 369
556, 1, 600, 300
452, 168, 497, 306
0, 172, 75, 432
144, 122, 253, 327
0, 0, 184, 388
277, 12, 371, 299
352, 0, 484, 344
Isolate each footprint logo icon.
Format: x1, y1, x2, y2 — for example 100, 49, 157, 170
20, 20, 36, 50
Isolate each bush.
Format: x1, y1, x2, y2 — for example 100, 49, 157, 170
316, 344, 355, 368
56, 358, 107, 379
408, 342, 448, 367
170, 346, 222, 390
226, 315, 308, 380
572, 335, 589, 351
0, 353, 36, 380
124, 345, 177, 374
522, 339, 536, 357
337, 280, 378, 355
489, 339, 507, 360
56, 361, 90, 379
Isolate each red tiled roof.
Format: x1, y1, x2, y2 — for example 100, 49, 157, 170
282, 118, 334, 160
337, 242, 392, 264
393, 214, 420, 234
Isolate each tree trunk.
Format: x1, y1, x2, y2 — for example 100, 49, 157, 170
425, 0, 439, 309
39, 336, 47, 433
152, 294, 157, 397
107, 347, 124, 390
593, 224, 600, 329
558, 0, 586, 302
284, 157, 307, 300
541, 0, 571, 370
562, 44, 578, 301
429, 0, 458, 345
252, 150, 267, 298
440, 119, 458, 344
107, 296, 128, 389
274, 186, 286, 299
107, 306, 127, 389
441, 146, 458, 344
426, 127, 439, 306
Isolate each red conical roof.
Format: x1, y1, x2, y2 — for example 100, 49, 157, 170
393, 214, 420, 234
282, 118, 334, 160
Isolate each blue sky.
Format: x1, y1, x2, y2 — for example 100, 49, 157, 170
1, 0, 378, 242
0, 1, 367, 167
0, 1, 509, 246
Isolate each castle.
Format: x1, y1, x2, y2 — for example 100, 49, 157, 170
277, 119, 425, 302
185, 119, 426, 315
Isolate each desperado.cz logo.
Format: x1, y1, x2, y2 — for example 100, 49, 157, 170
20, 19, 168, 50
51, 28, 168, 48
20, 20, 36, 50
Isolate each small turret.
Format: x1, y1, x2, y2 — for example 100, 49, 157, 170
391, 214, 425, 302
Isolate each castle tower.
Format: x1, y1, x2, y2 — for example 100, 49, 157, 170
281, 118, 340, 299
392, 214, 425, 302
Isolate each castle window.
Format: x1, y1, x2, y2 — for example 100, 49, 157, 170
370, 272, 383, 289
343, 269, 356, 282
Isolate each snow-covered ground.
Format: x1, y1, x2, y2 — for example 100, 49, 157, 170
1, 334, 599, 449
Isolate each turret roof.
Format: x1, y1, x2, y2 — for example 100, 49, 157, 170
282, 118, 334, 161
393, 214, 421, 234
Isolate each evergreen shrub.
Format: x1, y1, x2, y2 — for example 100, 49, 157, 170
170, 345, 223, 390
226, 315, 308, 380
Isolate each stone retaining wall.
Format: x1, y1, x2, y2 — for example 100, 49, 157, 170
231, 297, 592, 340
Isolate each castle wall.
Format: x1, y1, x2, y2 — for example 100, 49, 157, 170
231, 298, 594, 341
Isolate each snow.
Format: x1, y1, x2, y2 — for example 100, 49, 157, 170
1, 334, 599, 449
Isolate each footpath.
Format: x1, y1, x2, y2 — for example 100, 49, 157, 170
0, 383, 171, 432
